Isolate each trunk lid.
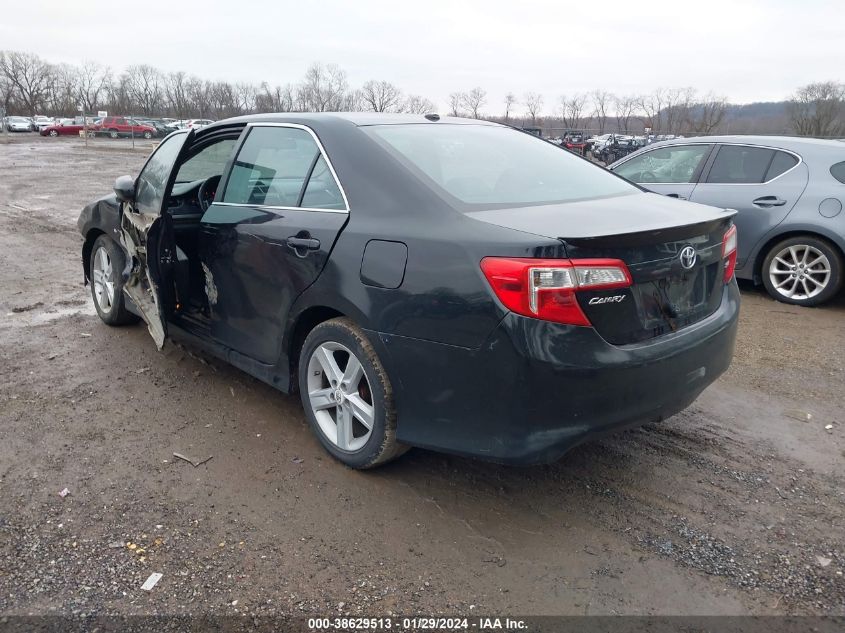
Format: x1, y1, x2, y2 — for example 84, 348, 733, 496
468, 192, 736, 345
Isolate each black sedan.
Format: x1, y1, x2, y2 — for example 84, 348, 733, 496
77, 113, 740, 468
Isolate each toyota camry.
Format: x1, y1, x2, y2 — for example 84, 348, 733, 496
77, 113, 739, 468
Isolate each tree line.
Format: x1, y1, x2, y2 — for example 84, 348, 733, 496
1, 50, 842, 137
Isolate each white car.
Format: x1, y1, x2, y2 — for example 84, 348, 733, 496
187, 119, 215, 129
33, 115, 54, 131
591, 134, 632, 155
4, 116, 34, 132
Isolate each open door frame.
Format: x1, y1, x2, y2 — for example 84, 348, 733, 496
117, 129, 195, 349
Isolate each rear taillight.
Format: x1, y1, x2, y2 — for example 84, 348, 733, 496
480, 257, 632, 326
722, 225, 738, 283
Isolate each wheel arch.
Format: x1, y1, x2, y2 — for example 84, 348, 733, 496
81, 228, 107, 284
752, 228, 845, 283
285, 305, 346, 392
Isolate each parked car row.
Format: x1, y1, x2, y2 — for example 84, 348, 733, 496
4, 114, 216, 138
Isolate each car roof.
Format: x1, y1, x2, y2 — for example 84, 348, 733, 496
649, 135, 845, 153
206, 112, 500, 129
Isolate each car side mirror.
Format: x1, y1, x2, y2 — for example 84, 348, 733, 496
113, 175, 135, 202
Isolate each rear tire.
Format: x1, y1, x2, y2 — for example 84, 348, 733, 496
298, 318, 408, 469
761, 235, 843, 306
109, 129, 119, 139
89, 235, 139, 325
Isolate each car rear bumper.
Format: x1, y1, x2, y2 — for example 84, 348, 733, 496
372, 281, 739, 464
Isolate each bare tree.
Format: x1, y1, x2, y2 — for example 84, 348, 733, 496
637, 89, 666, 132
686, 92, 728, 135
448, 92, 464, 117
591, 89, 612, 134
256, 82, 296, 113
186, 76, 210, 118
662, 87, 696, 135
524, 92, 543, 125
402, 94, 436, 114
45, 64, 78, 114
559, 93, 588, 130
360, 79, 403, 112
613, 94, 638, 134
0, 50, 54, 114
71, 61, 111, 112
124, 64, 164, 115
235, 82, 257, 114
297, 63, 349, 112
462, 87, 487, 119
164, 71, 190, 119
503, 92, 517, 122
787, 81, 845, 137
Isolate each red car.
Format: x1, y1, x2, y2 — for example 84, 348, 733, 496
40, 123, 87, 137
95, 116, 155, 139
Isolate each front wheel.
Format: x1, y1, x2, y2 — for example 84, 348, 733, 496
298, 318, 408, 469
109, 129, 119, 139
143, 131, 152, 139
48, 129, 58, 137
761, 236, 843, 306
89, 235, 139, 325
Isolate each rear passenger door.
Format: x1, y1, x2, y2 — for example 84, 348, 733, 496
198, 123, 348, 363
689, 144, 808, 267
611, 143, 714, 200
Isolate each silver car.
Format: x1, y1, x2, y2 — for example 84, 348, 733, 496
4, 116, 34, 132
610, 136, 845, 306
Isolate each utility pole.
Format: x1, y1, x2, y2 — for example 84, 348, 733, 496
79, 103, 88, 148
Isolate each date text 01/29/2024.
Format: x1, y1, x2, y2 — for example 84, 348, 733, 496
306, 616, 528, 630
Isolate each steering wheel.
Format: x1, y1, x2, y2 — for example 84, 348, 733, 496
197, 175, 222, 212
639, 171, 657, 183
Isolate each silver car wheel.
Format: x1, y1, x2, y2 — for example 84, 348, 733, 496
92, 246, 115, 312
306, 341, 374, 452
768, 244, 831, 300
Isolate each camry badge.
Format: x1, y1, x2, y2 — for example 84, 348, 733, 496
679, 245, 697, 270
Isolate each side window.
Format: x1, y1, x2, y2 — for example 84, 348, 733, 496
613, 145, 711, 184
115, 118, 126, 126
134, 133, 187, 214
223, 126, 342, 209
765, 151, 799, 181
706, 145, 774, 184
829, 161, 845, 184
175, 138, 238, 183
300, 156, 345, 210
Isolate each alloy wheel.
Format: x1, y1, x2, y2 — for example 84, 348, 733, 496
768, 244, 831, 301
306, 342, 375, 452
92, 246, 115, 312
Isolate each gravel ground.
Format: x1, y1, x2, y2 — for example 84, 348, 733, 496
1, 135, 843, 618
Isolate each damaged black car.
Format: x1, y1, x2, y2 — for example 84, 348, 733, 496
77, 113, 740, 468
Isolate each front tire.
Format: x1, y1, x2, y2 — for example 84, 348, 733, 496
761, 236, 843, 306
89, 235, 139, 325
109, 129, 119, 139
143, 131, 152, 139
298, 318, 408, 469
48, 129, 58, 137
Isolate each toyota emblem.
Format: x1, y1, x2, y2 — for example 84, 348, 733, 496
679, 245, 697, 270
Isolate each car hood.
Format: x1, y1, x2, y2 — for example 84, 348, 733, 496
464, 191, 735, 240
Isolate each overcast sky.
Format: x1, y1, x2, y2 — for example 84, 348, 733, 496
2, 0, 841, 114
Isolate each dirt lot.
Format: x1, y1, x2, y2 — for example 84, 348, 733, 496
1, 135, 844, 618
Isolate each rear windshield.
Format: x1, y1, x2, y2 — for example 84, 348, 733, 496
366, 124, 636, 208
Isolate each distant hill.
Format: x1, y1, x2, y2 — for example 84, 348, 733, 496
720, 101, 791, 134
